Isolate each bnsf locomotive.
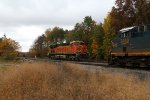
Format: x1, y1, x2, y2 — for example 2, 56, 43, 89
48, 41, 88, 60
110, 24, 150, 67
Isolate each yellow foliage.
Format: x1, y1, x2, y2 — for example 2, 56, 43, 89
91, 38, 99, 56
0, 37, 20, 59
103, 13, 112, 33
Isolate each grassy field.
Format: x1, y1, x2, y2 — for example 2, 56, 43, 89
0, 61, 150, 100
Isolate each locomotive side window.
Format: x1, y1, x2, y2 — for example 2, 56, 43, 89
123, 33, 126, 38
120, 33, 124, 38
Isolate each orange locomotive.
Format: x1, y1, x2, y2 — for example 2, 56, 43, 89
48, 41, 88, 60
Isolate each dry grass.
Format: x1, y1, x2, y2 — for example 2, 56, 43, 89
0, 61, 150, 100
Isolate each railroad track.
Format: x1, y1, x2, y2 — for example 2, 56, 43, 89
60, 60, 150, 71
66, 61, 150, 81
21, 58, 150, 81
23, 57, 150, 71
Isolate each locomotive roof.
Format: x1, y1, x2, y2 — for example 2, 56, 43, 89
119, 26, 136, 33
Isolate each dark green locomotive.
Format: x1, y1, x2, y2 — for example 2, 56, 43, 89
110, 25, 150, 67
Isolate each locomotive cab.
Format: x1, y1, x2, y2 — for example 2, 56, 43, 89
70, 41, 88, 58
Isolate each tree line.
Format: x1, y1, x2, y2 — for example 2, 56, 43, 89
29, 0, 150, 60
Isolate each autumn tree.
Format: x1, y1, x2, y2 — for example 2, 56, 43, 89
91, 23, 104, 60
110, 0, 150, 32
110, 0, 136, 32
29, 34, 48, 57
0, 35, 20, 59
135, 0, 150, 24
29, 27, 67, 57
103, 13, 115, 60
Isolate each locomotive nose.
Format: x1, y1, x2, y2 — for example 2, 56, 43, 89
77, 45, 87, 54
77, 46, 82, 53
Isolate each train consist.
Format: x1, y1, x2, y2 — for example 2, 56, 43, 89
110, 25, 150, 67
48, 41, 88, 60
47, 25, 150, 67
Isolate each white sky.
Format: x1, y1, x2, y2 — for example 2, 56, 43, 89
0, 0, 115, 52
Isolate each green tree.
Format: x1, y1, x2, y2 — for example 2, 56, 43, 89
66, 22, 88, 43
46, 27, 66, 43
30, 34, 48, 57
71, 16, 96, 56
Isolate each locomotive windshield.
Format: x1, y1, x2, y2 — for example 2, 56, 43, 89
119, 26, 143, 38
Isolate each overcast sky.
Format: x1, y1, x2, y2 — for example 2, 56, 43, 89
0, 0, 115, 52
